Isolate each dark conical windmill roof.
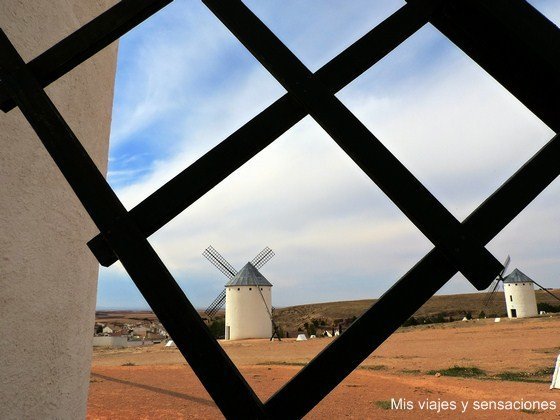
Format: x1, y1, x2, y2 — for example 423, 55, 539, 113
226, 262, 273, 287
503, 268, 534, 284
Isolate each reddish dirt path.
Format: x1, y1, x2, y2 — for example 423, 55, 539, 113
88, 365, 559, 419
92, 316, 560, 374
88, 316, 560, 418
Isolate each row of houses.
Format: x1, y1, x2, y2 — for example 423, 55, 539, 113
93, 321, 168, 348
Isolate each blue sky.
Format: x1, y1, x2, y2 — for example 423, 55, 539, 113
97, 0, 560, 309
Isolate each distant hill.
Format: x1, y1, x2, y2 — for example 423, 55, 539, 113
96, 289, 560, 337
273, 289, 560, 335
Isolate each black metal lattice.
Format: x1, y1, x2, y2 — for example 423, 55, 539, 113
1, 0, 559, 418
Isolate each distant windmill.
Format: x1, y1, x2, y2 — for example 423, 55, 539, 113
484, 255, 560, 318
203, 245, 281, 340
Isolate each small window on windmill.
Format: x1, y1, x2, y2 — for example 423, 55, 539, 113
510, 295, 513, 302
237, 288, 240, 291
249, 287, 252, 291
260, 288, 263, 291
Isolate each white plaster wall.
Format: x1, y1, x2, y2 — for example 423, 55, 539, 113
505, 282, 538, 318
225, 286, 272, 340
0, 1, 118, 418
92, 336, 127, 348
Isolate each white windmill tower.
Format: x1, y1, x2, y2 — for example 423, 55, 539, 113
203, 246, 280, 340
502, 269, 538, 318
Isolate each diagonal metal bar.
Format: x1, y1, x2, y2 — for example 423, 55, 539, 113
86, 0, 444, 267
202, 0, 502, 290
0, 30, 266, 419
265, 132, 560, 418
0, 0, 173, 113
421, 0, 560, 132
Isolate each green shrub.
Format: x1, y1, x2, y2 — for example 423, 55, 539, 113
306, 323, 317, 336
402, 317, 418, 327
537, 302, 560, 313
428, 366, 486, 378
496, 370, 550, 383
375, 400, 391, 410
209, 318, 225, 339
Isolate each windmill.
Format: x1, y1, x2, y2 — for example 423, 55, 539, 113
483, 255, 560, 318
203, 245, 281, 340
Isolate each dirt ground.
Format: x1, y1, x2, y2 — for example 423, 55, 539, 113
88, 316, 560, 419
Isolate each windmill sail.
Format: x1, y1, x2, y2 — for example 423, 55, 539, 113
203, 245, 237, 279
205, 289, 226, 318
203, 246, 238, 319
483, 279, 501, 307
501, 255, 511, 277
483, 255, 510, 308
251, 246, 275, 269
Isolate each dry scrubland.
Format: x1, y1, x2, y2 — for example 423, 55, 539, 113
88, 315, 560, 419
273, 289, 560, 333
96, 289, 560, 335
